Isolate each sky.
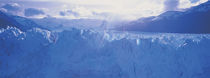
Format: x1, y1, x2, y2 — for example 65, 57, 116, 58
0, 0, 208, 21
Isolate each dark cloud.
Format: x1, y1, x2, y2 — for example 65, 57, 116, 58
24, 8, 45, 17
59, 10, 80, 17
190, 0, 200, 3
0, 3, 21, 14
164, 0, 179, 11
59, 11, 66, 16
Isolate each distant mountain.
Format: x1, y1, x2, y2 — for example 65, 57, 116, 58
0, 11, 44, 31
31, 17, 107, 30
118, 1, 210, 33
13, 16, 45, 30
0, 11, 22, 29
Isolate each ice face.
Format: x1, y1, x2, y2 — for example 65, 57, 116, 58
0, 27, 210, 78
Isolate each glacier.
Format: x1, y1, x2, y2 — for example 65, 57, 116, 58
0, 26, 210, 78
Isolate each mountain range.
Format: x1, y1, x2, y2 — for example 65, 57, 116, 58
0, 11, 44, 31
117, 1, 210, 33
1, 1, 210, 33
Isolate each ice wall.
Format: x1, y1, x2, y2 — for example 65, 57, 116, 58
0, 27, 210, 78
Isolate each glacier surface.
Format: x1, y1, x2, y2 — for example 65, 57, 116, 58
0, 27, 210, 78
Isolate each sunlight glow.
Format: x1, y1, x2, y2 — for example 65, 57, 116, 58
54, 0, 165, 20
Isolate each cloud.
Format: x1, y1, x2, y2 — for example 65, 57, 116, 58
59, 10, 80, 17
190, 0, 200, 3
59, 11, 65, 16
0, 0, 165, 20
1, 3, 20, 11
1, 0, 207, 20
179, 0, 208, 9
59, 6, 94, 18
0, 3, 22, 15
24, 8, 45, 17
164, 0, 180, 11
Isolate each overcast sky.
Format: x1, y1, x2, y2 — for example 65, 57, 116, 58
0, 0, 208, 20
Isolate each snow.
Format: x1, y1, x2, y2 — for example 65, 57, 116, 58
0, 27, 210, 78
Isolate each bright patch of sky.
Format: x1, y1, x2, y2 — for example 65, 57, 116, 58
0, 0, 208, 21
179, 0, 208, 9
